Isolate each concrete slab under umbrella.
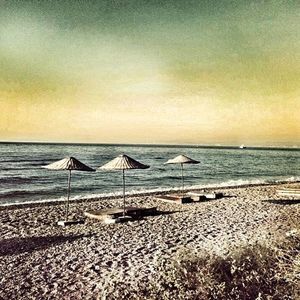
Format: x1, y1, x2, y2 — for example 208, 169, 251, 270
98, 154, 149, 218
42, 157, 95, 226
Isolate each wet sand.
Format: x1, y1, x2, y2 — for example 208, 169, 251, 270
0, 182, 299, 299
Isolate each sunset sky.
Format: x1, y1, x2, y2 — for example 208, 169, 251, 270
0, 0, 299, 146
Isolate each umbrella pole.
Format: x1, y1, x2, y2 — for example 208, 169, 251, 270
66, 170, 71, 221
181, 163, 184, 194
122, 169, 125, 217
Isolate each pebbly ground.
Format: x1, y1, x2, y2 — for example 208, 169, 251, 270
0, 183, 299, 299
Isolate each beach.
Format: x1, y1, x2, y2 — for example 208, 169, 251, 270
2, 0, 300, 297
0, 182, 299, 299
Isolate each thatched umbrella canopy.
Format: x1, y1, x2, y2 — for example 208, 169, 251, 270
43, 157, 95, 221
99, 154, 149, 217
165, 155, 199, 191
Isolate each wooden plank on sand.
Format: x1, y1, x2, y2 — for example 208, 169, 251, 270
156, 194, 193, 204
84, 206, 157, 221
276, 188, 300, 197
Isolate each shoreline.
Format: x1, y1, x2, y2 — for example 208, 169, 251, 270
1, 179, 299, 210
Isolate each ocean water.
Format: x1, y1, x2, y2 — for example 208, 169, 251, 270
0, 143, 299, 206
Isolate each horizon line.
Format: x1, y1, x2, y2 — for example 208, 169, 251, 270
0, 140, 299, 150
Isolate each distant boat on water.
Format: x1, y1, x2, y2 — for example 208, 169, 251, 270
239, 144, 246, 149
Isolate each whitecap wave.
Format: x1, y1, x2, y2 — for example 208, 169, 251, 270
2, 176, 299, 207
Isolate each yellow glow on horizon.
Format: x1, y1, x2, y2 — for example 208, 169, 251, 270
1, 84, 299, 146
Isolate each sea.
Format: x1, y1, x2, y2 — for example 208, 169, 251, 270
0, 142, 299, 206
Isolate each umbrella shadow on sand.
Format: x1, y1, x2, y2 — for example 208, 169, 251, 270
0, 234, 89, 256
263, 199, 300, 205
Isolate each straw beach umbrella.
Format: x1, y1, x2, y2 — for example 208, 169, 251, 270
165, 155, 199, 192
99, 154, 149, 217
43, 157, 95, 224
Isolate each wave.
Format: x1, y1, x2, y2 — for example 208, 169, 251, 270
1, 176, 299, 207
0, 158, 49, 164
0, 177, 34, 184
0, 189, 53, 199
75, 176, 300, 199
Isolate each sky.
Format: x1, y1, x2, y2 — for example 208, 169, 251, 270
0, 0, 299, 146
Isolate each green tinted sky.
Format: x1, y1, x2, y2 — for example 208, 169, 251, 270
0, 0, 299, 145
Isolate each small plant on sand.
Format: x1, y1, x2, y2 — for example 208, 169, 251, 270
143, 244, 296, 300
102, 238, 299, 300
99, 215, 300, 300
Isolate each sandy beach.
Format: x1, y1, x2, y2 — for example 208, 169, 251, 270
2, 0, 300, 297
0, 182, 299, 299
